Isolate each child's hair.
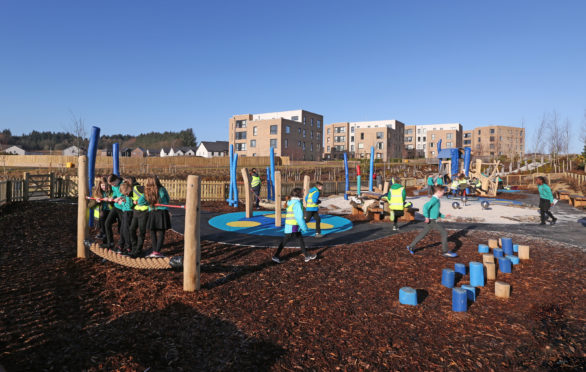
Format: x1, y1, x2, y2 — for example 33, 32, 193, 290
123, 176, 137, 186
145, 175, 163, 205
251, 168, 257, 173
315, 181, 323, 187
433, 185, 445, 193
107, 174, 122, 185
537, 176, 548, 184
119, 181, 132, 196
93, 176, 111, 198
290, 187, 303, 198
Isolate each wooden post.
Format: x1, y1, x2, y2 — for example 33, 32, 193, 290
23, 172, 29, 202
488, 239, 498, 249
382, 181, 390, 195
483, 254, 494, 264
77, 156, 88, 258
184, 175, 201, 292
495, 281, 510, 298
275, 170, 282, 227
49, 172, 55, 199
484, 262, 496, 280
240, 167, 252, 218
303, 175, 310, 208
518, 245, 530, 260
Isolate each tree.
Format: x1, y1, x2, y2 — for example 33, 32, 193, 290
67, 111, 88, 155
179, 128, 197, 147
532, 113, 547, 156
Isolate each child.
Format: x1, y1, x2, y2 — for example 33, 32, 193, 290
101, 174, 123, 249
536, 176, 557, 225
145, 175, 171, 258
407, 185, 457, 257
129, 179, 149, 258
116, 181, 135, 254
272, 188, 317, 263
91, 176, 112, 240
427, 175, 434, 196
304, 182, 323, 237
250, 168, 261, 208
383, 177, 406, 231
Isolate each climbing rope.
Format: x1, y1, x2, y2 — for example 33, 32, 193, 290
89, 242, 172, 270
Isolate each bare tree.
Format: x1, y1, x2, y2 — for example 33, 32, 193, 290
67, 111, 87, 155
532, 113, 548, 167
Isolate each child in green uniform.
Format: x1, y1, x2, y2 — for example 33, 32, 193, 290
536, 176, 557, 225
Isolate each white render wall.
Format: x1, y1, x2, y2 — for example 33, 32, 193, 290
253, 110, 303, 122
413, 123, 462, 150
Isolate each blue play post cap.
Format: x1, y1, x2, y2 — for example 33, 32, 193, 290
399, 287, 418, 306
452, 288, 468, 312
506, 255, 520, 265
478, 244, 489, 253
441, 268, 456, 288
469, 262, 485, 287
454, 263, 466, 275
513, 244, 519, 253
493, 248, 504, 258
502, 238, 513, 255
460, 284, 477, 302
498, 257, 513, 273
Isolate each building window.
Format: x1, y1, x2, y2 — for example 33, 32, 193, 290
302, 142, 306, 150
303, 117, 306, 125
446, 142, 452, 147
490, 144, 495, 149
360, 133, 364, 140
376, 142, 383, 150
350, 136, 354, 142
358, 143, 364, 149
376, 132, 383, 139
303, 129, 306, 137
423, 136, 426, 141
327, 137, 330, 143
446, 133, 452, 140
431, 134, 436, 140
310, 131, 313, 139
327, 146, 330, 152
311, 143, 313, 151
285, 125, 290, 134
490, 136, 495, 142
478, 137, 481, 143
490, 129, 495, 134
350, 145, 355, 151
405, 136, 412, 142
376, 153, 382, 159
431, 151, 435, 156
284, 139, 288, 148
235, 143, 246, 151
464, 140, 471, 145
317, 120, 321, 128
270, 125, 278, 135
360, 153, 365, 158
235, 120, 247, 128
311, 118, 314, 126
252, 153, 256, 156
327, 128, 331, 134
298, 128, 301, 134
250, 140, 256, 148
335, 127, 345, 133
253, 126, 257, 136
464, 132, 471, 138
317, 143, 320, 150
235, 131, 247, 140
291, 115, 299, 121
417, 137, 421, 142
317, 133, 321, 140
351, 127, 355, 133
406, 129, 413, 135
335, 136, 345, 142
430, 142, 434, 148
298, 141, 301, 147
407, 145, 414, 150
270, 139, 277, 148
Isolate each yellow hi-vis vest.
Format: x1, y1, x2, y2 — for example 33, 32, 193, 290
251, 175, 261, 188
389, 187, 405, 211
306, 189, 319, 208
285, 202, 300, 225
450, 180, 459, 189
132, 186, 149, 211
459, 179, 468, 185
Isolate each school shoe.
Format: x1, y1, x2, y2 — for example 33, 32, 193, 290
314, 233, 323, 238
271, 256, 281, 264
147, 251, 164, 258
304, 254, 317, 262
392, 226, 399, 231
538, 222, 546, 226
550, 218, 557, 225
406, 246, 414, 255
442, 251, 458, 258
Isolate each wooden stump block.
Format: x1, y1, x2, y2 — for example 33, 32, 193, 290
495, 281, 510, 298
498, 238, 502, 247
488, 239, 498, 249
484, 262, 496, 280
518, 245, 530, 260
352, 206, 362, 216
483, 254, 494, 264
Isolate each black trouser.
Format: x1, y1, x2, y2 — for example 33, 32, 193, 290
105, 207, 121, 246
390, 209, 404, 227
150, 230, 166, 253
119, 211, 133, 250
252, 186, 261, 206
428, 185, 434, 195
539, 198, 555, 223
304, 210, 321, 234
130, 210, 149, 255
409, 220, 448, 253
274, 232, 307, 258
99, 209, 110, 237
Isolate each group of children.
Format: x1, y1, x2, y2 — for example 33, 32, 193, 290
90, 174, 171, 258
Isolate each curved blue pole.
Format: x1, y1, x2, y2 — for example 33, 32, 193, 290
233, 153, 238, 207
269, 147, 275, 201
266, 167, 272, 201
112, 143, 120, 176
87, 126, 100, 227
344, 152, 349, 200
369, 146, 374, 192
450, 148, 459, 178
464, 147, 472, 178
227, 144, 233, 205
437, 139, 443, 171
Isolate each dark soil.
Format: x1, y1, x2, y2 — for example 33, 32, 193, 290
0, 201, 584, 371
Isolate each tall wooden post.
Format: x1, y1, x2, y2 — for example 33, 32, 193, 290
382, 181, 390, 195
77, 156, 88, 258
275, 170, 282, 227
23, 172, 29, 202
240, 167, 252, 218
184, 175, 201, 292
303, 175, 310, 208
49, 172, 55, 199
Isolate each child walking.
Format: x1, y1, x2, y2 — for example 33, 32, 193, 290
407, 185, 457, 258
145, 175, 171, 258
272, 188, 317, 263
536, 176, 557, 225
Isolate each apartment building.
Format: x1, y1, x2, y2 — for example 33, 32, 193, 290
323, 120, 404, 160
228, 109, 323, 161
472, 125, 525, 158
426, 128, 462, 158
404, 123, 463, 158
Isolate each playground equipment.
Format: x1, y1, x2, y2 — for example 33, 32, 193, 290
356, 165, 362, 196
87, 127, 100, 227
495, 281, 511, 298
441, 268, 455, 288
369, 146, 374, 192
344, 152, 349, 200
226, 145, 239, 207
452, 288, 468, 312
399, 287, 417, 306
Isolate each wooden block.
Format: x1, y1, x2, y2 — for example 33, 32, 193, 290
495, 281, 510, 298
373, 212, 381, 221
484, 262, 496, 280
488, 239, 498, 249
483, 254, 494, 264
352, 207, 361, 216
498, 238, 502, 247
518, 245, 530, 260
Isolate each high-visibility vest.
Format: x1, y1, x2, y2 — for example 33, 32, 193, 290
475, 180, 482, 187
306, 189, 319, 208
251, 175, 261, 188
132, 186, 149, 211
388, 187, 405, 211
285, 201, 300, 226
450, 180, 459, 189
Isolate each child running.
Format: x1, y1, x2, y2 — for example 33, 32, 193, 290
536, 176, 557, 225
406, 185, 457, 258
145, 175, 171, 258
272, 188, 317, 263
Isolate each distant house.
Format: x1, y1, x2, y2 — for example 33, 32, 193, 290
120, 148, 133, 157
63, 145, 82, 156
131, 147, 147, 157
181, 147, 196, 156
175, 148, 185, 156
147, 149, 159, 157
196, 141, 229, 158
0, 145, 26, 155
161, 147, 178, 157
99, 149, 113, 157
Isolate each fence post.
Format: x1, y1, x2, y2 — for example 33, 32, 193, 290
23, 172, 29, 202
6, 180, 11, 203
49, 172, 55, 199
303, 175, 310, 208
184, 175, 201, 292
77, 156, 88, 258
241, 167, 252, 218
275, 171, 282, 227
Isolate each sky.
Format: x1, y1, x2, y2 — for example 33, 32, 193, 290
0, 0, 585, 152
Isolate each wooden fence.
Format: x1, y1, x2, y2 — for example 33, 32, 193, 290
0, 179, 26, 205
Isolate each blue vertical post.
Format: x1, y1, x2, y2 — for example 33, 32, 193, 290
233, 153, 238, 207
344, 152, 349, 200
270, 147, 275, 201
450, 148, 459, 178
266, 167, 272, 201
112, 143, 120, 176
437, 139, 443, 172
369, 146, 374, 192
227, 144, 233, 205
464, 147, 472, 177
87, 126, 100, 227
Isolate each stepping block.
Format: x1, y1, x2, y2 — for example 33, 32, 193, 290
498, 257, 512, 273
484, 262, 496, 280
469, 262, 485, 287
501, 238, 513, 255
441, 269, 455, 288
454, 263, 466, 275
478, 244, 489, 253
518, 245, 530, 260
483, 254, 494, 264
461, 284, 477, 302
452, 288, 468, 312
399, 287, 417, 306
488, 239, 498, 249
495, 281, 511, 298
513, 244, 519, 253
498, 238, 502, 247
493, 248, 504, 258
506, 255, 520, 265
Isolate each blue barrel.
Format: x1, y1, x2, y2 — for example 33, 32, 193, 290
461, 284, 476, 302
513, 244, 519, 253
493, 248, 504, 258
498, 257, 512, 273
469, 262, 485, 287
478, 244, 489, 253
506, 255, 520, 265
399, 287, 418, 306
441, 269, 455, 288
454, 263, 466, 275
502, 238, 513, 256
452, 288, 468, 312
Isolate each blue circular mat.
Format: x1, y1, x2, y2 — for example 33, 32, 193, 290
208, 211, 353, 237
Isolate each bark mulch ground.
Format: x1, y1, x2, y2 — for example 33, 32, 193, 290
0, 201, 584, 371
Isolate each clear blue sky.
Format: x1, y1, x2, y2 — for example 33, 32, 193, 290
1, 0, 585, 152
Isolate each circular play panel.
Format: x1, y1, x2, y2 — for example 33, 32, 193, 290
208, 211, 353, 237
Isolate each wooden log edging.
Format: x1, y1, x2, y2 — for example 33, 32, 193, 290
89, 243, 171, 269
